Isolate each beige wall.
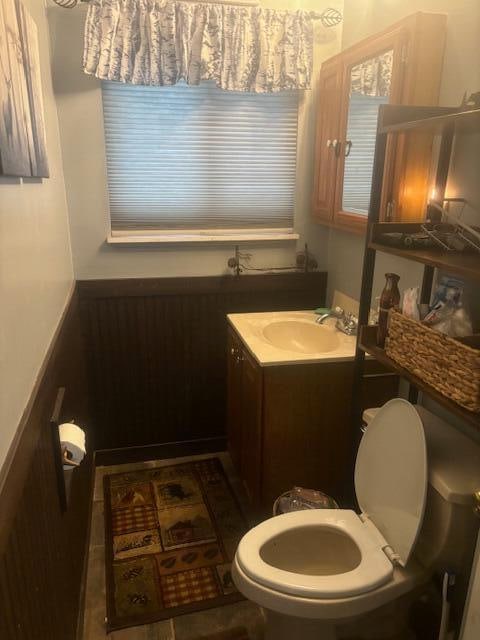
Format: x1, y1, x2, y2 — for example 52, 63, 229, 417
0, 0, 74, 470
342, 0, 480, 104
325, 0, 480, 306
49, 1, 343, 280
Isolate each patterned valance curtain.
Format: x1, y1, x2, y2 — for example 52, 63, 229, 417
83, 0, 315, 93
350, 50, 393, 98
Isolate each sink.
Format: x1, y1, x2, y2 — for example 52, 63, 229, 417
227, 310, 357, 365
262, 320, 340, 354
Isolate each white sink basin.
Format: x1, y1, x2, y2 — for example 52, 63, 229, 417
262, 320, 340, 354
227, 310, 356, 365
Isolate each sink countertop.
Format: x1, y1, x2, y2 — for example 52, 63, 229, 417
227, 310, 357, 367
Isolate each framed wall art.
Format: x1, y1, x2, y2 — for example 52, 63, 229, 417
0, 0, 49, 178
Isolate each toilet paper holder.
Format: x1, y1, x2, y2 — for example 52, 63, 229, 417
50, 387, 84, 512
62, 446, 80, 467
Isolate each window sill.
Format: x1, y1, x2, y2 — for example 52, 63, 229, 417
107, 230, 300, 245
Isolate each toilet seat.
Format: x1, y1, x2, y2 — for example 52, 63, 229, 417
235, 399, 428, 603
236, 509, 394, 599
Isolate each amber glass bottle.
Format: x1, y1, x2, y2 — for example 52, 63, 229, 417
377, 273, 400, 347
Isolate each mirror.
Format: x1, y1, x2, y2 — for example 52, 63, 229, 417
342, 50, 393, 215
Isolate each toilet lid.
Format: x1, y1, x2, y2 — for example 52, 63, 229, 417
355, 399, 427, 567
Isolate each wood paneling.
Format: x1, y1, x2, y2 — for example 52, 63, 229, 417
0, 288, 93, 640
78, 273, 327, 451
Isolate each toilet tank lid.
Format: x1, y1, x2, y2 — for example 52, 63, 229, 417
415, 406, 480, 505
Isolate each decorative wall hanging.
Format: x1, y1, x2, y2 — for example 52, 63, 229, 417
0, 0, 49, 177
83, 0, 341, 93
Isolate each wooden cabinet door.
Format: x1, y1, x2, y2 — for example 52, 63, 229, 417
239, 349, 263, 506
332, 26, 409, 234
262, 362, 356, 507
311, 57, 342, 223
227, 328, 243, 474
312, 13, 446, 234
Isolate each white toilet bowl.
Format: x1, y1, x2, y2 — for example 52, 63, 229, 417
232, 399, 480, 639
232, 510, 425, 639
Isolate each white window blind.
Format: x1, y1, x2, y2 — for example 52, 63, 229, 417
101, 81, 299, 233
342, 92, 388, 215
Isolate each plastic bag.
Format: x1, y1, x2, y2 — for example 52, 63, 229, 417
273, 486, 339, 516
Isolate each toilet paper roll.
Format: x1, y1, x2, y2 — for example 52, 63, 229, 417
59, 423, 86, 464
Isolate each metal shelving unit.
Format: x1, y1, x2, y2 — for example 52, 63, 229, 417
351, 104, 480, 440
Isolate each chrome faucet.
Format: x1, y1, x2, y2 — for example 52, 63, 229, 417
316, 306, 358, 336
316, 306, 344, 324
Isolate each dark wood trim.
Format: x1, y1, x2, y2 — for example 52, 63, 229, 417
77, 272, 327, 299
0, 284, 76, 553
368, 238, 480, 282
378, 105, 456, 132
379, 106, 479, 133
94, 436, 227, 467
0, 284, 93, 640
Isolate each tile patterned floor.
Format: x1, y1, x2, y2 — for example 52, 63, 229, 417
82, 452, 265, 640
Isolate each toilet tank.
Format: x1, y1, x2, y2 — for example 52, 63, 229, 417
409, 407, 480, 573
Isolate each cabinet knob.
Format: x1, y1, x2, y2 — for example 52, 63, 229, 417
231, 346, 243, 364
474, 491, 480, 518
327, 139, 339, 149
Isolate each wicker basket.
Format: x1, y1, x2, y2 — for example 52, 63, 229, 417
385, 310, 480, 412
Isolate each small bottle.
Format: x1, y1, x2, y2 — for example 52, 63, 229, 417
377, 273, 400, 347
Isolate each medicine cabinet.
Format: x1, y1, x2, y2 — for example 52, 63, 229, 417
312, 12, 446, 234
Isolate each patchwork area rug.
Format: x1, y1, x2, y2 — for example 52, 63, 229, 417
103, 458, 248, 631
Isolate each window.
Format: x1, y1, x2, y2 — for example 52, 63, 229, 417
101, 81, 299, 241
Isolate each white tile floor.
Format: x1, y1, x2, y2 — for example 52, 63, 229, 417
82, 452, 264, 640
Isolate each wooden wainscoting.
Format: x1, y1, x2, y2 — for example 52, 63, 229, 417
0, 288, 93, 640
77, 273, 327, 452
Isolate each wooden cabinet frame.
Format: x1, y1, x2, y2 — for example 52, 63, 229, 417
312, 12, 446, 235
312, 57, 342, 224
226, 326, 399, 514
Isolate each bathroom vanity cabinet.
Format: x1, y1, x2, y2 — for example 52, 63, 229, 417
227, 326, 398, 514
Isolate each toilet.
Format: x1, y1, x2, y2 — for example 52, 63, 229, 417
232, 399, 480, 640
